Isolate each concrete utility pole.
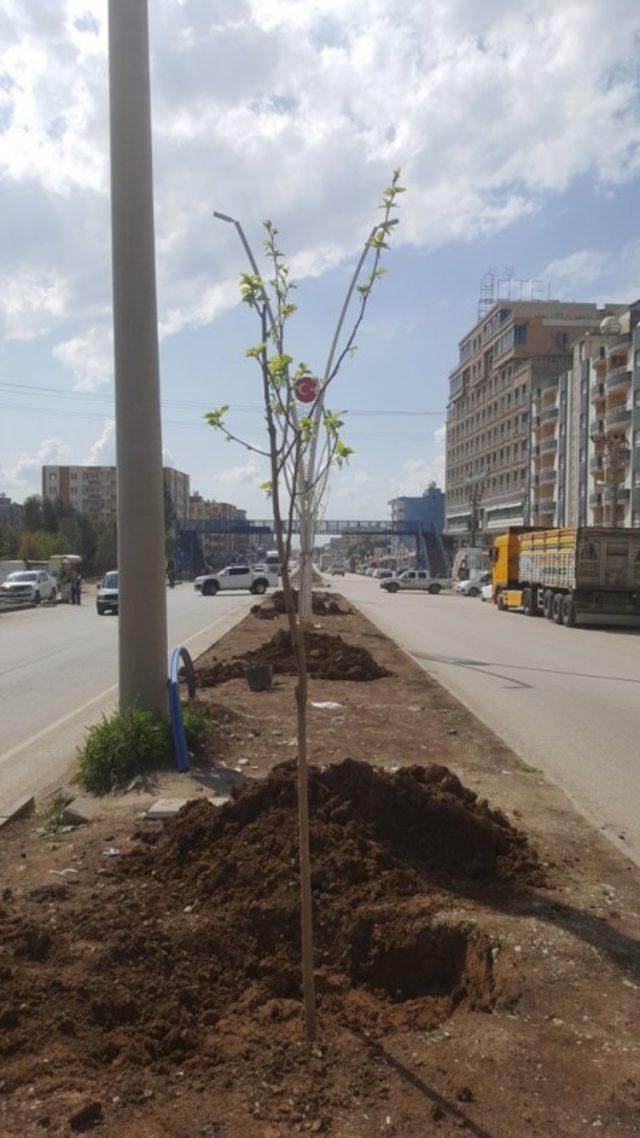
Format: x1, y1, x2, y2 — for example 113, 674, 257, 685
468, 478, 484, 547
108, 0, 168, 714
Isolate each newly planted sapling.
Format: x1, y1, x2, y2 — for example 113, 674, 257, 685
207, 172, 403, 1041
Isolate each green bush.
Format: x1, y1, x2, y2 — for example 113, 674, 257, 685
78, 708, 170, 794
181, 700, 212, 748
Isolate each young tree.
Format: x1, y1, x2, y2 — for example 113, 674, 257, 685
23, 495, 44, 533
207, 173, 403, 1041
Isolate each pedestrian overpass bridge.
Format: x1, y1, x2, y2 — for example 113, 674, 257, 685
175, 517, 448, 577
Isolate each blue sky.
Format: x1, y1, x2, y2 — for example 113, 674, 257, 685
2, 0, 640, 518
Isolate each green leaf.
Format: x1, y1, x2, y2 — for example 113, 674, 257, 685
259, 480, 273, 497
204, 405, 229, 429
245, 342, 267, 359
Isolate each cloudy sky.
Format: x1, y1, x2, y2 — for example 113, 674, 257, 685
2, 0, 640, 518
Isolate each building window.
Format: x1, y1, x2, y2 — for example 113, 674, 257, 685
514, 324, 527, 345
555, 332, 568, 350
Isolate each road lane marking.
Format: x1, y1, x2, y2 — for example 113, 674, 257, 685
0, 603, 248, 769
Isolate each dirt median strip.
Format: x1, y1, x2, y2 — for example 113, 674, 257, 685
0, 593, 638, 1138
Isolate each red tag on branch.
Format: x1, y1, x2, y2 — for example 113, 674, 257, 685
294, 375, 319, 403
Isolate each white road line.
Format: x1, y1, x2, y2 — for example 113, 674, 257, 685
0, 603, 247, 769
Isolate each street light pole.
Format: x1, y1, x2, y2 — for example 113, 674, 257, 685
108, 0, 168, 714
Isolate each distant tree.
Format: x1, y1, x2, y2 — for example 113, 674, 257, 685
23, 496, 43, 533
77, 513, 98, 564
42, 498, 59, 533
94, 521, 117, 576
0, 524, 21, 558
18, 533, 44, 563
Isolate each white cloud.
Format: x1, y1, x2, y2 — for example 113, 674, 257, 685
10, 437, 72, 485
0, 270, 70, 341
53, 324, 113, 392
538, 241, 640, 304
540, 250, 609, 295
1, 0, 640, 360
218, 460, 263, 486
84, 418, 114, 465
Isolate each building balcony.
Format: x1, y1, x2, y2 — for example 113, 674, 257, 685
590, 419, 606, 437
606, 407, 632, 429
589, 456, 604, 472
590, 382, 606, 402
538, 497, 556, 512
539, 404, 558, 423
605, 333, 631, 356
540, 436, 558, 453
606, 367, 632, 394
589, 492, 603, 508
539, 468, 556, 484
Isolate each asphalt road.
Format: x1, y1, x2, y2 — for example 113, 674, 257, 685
337, 574, 640, 865
0, 586, 255, 813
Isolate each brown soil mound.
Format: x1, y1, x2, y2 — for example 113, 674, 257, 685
198, 629, 390, 687
253, 590, 350, 617
0, 761, 541, 1128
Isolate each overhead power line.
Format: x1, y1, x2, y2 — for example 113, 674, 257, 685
0, 381, 445, 418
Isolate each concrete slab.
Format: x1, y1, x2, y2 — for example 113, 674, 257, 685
145, 795, 230, 820
0, 794, 35, 829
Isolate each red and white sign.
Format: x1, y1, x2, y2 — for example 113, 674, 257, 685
293, 375, 319, 403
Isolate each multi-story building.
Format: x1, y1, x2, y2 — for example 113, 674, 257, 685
186, 492, 263, 566
389, 484, 445, 533
42, 465, 190, 523
528, 302, 640, 528
446, 300, 623, 544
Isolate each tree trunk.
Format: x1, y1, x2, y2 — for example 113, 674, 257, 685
262, 339, 317, 1043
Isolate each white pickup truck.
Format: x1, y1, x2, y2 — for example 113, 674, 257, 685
194, 564, 278, 597
380, 569, 451, 595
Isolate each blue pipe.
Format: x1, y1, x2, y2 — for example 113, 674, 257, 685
167, 646, 196, 772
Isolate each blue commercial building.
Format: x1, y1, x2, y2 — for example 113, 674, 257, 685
389, 485, 445, 534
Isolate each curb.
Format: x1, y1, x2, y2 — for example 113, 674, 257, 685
0, 795, 35, 830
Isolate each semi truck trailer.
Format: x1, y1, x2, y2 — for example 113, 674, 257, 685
492, 527, 640, 627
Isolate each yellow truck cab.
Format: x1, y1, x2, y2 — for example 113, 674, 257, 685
491, 528, 533, 611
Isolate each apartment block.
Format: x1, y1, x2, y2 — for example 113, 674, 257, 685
528, 302, 640, 529
42, 465, 190, 523
187, 492, 264, 567
445, 300, 622, 543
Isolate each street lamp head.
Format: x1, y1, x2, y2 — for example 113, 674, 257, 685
213, 211, 235, 224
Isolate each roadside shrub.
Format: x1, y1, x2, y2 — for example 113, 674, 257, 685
78, 708, 170, 794
181, 700, 212, 748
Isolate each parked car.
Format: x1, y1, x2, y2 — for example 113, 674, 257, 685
373, 568, 394, 580
96, 570, 119, 615
330, 564, 346, 576
0, 569, 57, 605
380, 569, 451, 595
194, 565, 278, 596
457, 571, 491, 597
481, 581, 494, 603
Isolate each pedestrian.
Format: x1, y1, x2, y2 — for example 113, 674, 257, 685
71, 570, 82, 606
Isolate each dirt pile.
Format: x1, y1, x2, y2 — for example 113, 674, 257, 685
198, 629, 391, 687
0, 762, 539, 1073
275, 589, 350, 616
252, 590, 350, 618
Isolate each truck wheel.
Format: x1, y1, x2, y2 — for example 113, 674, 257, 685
428, 583, 441, 595
551, 593, 564, 624
387, 583, 399, 594
523, 588, 538, 617
562, 595, 576, 628
496, 589, 505, 611
202, 581, 218, 596
253, 580, 267, 595
34, 590, 41, 605
467, 586, 480, 597
543, 589, 554, 619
